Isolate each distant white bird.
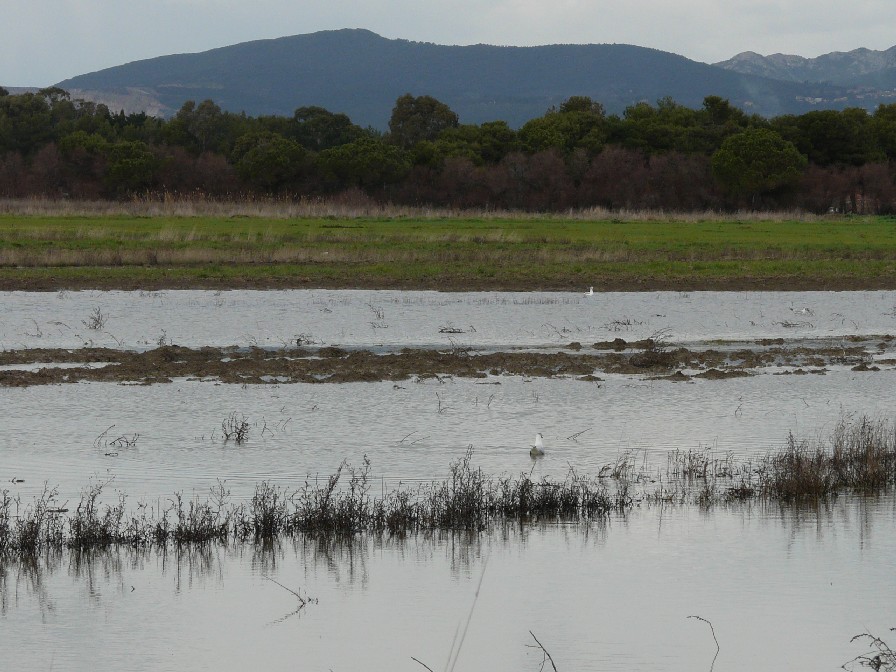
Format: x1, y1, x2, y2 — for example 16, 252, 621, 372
585, 287, 594, 297
530, 432, 545, 458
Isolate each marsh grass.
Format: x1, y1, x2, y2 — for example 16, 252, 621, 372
2, 484, 67, 554
1, 416, 893, 557
1, 199, 893, 290
758, 416, 896, 499
69, 479, 126, 548
0, 196, 825, 222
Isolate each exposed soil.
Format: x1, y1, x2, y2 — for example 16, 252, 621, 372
1, 272, 895, 293
1, 337, 890, 387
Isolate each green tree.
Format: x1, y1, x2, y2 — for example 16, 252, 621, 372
711, 128, 807, 201
616, 98, 707, 153
318, 137, 411, 188
231, 132, 307, 192
772, 109, 882, 166
692, 96, 752, 152
292, 106, 364, 151
427, 120, 519, 166
169, 100, 238, 154
519, 96, 606, 154
871, 103, 896, 160
388, 94, 459, 149
104, 140, 158, 194
0, 92, 53, 154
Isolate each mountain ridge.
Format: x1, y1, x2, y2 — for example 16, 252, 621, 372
46, 29, 896, 128
714, 45, 896, 85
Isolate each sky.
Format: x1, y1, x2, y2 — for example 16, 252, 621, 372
3, 0, 896, 87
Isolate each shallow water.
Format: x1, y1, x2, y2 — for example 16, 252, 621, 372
2, 368, 896, 505
2, 289, 895, 671
3, 289, 896, 351
2, 497, 893, 672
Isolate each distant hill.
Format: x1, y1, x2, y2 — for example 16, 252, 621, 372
53, 29, 896, 128
715, 46, 896, 86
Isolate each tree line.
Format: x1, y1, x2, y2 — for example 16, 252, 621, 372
2, 86, 896, 212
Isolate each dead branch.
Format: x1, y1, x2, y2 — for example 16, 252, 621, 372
528, 630, 558, 672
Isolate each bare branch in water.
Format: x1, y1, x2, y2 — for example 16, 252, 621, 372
567, 427, 592, 441
528, 631, 558, 672
688, 615, 720, 672
410, 657, 435, 672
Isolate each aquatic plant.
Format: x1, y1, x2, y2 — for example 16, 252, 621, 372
245, 481, 290, 540
5, 484, 66, 554
69, 479, 126, 549
758, 416, 896, 500
1, 416, 894, 558
82, 306, 107, 330
844, 629, 896, 671
221, 412, 250, 445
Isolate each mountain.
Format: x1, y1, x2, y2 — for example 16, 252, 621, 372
715, 46, 896, 86
53, 29, 896, 128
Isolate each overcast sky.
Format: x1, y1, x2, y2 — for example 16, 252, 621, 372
3, 0, 895, 87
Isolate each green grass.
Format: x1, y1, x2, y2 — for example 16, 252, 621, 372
1, 210, 895, 290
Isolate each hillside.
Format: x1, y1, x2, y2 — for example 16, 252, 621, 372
52, 29, 887, 128
715, 46, 896, 86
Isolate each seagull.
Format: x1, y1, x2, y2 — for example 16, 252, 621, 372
530, 432, 545, 458
585, 287, 594, 297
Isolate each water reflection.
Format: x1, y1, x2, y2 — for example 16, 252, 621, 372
2, 288, 895, 671
1, 496, 892, 671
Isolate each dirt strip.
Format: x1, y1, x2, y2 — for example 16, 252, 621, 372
1, 339, 891, 387
2, 275, 895, 292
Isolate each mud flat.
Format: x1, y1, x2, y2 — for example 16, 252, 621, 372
1, 335, 893, 386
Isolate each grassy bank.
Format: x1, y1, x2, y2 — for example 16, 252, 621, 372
1, 200, 895, 290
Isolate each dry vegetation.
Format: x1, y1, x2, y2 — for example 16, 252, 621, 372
1, 416, 893, 557
0, 195, 825, 221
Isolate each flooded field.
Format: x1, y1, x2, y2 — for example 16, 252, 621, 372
2, 288, 896, 351
2, 289, 895, 671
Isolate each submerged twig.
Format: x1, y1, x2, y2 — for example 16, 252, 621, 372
688, 615, 720, 671
566, 427, 592, 441
264, 576, 307, 605
447, 556, 489, 672
264, 576, 315, 624
528, 630, 559, 672
410, 657, 435, 672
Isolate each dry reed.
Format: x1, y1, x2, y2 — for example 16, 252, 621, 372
1, 416, 892, 558
0, 195, 824, 223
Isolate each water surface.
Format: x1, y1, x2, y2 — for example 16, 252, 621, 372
2, 497, 893, 672
2, 289, 895, 672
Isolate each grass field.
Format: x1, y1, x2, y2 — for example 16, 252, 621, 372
1, 199, 894, 290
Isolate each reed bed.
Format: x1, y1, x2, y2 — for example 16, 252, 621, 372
757, 416, 896, 499
0, 450, 627, 556
1, 417, 893, 558
0, 195, 825, 222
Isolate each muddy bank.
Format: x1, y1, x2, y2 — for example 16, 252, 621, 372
1, 273, 894, 293
1, 337, 891, 387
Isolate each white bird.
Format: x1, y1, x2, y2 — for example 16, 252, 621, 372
530, 432, 545, 458
585, 286, 594, 297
